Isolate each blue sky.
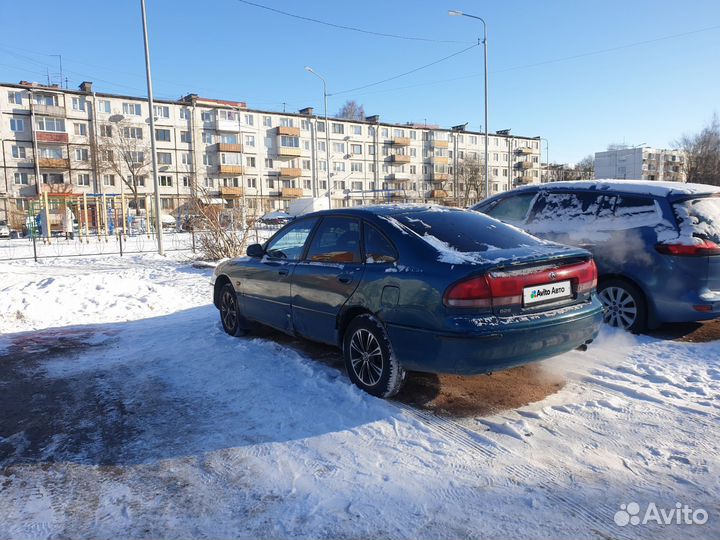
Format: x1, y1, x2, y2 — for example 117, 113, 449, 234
1, 0, 718, 163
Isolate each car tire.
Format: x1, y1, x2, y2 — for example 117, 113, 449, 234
597, 278, 647, 333
219, 282, 247, 337
343, 314, 406, 398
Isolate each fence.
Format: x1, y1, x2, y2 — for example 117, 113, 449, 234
0, 225, 282, 262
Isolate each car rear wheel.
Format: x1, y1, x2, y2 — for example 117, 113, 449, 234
219, 282, 247, 337
343, 314, 406, 398
597, 279, 647, 333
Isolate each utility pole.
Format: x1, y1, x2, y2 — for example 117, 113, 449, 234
140, 0, 164, 255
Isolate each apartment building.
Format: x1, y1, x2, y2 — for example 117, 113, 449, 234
0, 80, 543, 224
594, 146, 686, 182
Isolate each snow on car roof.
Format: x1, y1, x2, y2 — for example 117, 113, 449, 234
513, 179, 720, 198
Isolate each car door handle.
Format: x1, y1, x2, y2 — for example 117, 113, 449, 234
337, 274, 352, 284
278, 269, 289, 276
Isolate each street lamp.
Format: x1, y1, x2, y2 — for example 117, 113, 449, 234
538, 137, 549, 182
304, 66, 331, 208
140, 0, 164, 255
449, 10, 489, 200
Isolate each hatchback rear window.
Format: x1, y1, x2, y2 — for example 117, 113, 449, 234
672, 196, 720, 244
394, 209, 541, 252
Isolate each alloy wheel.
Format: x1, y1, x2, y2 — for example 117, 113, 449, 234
220, 289, 238, 331
598, 286, 637, 329
349, 328, 384, 386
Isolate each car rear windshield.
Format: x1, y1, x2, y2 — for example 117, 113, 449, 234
672, 196, 720, 244
393, 209, 542, 252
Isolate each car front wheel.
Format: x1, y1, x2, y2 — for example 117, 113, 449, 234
597, 279, 647, 333
219, 282, 247, 337
343, 314, 406, 398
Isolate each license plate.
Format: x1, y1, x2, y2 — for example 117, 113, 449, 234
523, 280, 572, 306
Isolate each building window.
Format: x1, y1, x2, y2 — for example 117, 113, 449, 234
202, 132, 213, 144
245, 134, 256, 147
333, 142, 345, 153
280, 136, 299, 148
129, 151, 145, 163
265, 158, 273, 168
317, 121, 325, 133
123, 127, 143, 139
153, 105, 170, 118
8, 91, 22, 105
180, 131, 191, 143
301, 119, 310, 131
36, 117, 65, 132
318, 141, 326, 152
353, 125, 362, 135
14, 172, 29, 185
220, 134, 237, 144
247, 177, 257, 188
333, 162, 345, 172
244, 114, 254, 126
302, 159, 311, 170
38, 146, 63, 159
157, 152, 172, 165
10, 118, 24, 132
100, 124, 112, 137
179, 108, 190, 120
159, 175, 173, 187
331, 123, 344, 134
103, 174, 115, 186
74, 122, 87, 136
77, 173, 91, 186
351, 144, 362, 155
33, 94, 59, 106
304, 179, 312, 189
351, 162, 362, 172
204, 177, 214, 188
122, 102, 142, 116
161, 198, 173, 209
155, 128, 171, 142
71, 97, 86, 111
98, 99, 111, 113
246, 156, 256, 167
203, 154, 211, 166
101, 149, 113, 161
11, 145, 26, 159
42, 173, 64, 184
75, 148, 90, 161
263, 116, 272, 127
280, 118, 294, 127
201, 111, 212, 122
130, 175, 146, 187
181, 153, 193, 165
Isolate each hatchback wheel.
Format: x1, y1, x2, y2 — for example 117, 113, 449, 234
219, 282, 247, 337
597, 279, 647, 333
343, 314, 406, 398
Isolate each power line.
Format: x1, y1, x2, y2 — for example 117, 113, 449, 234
232, 0, 474, 44
330, 43, 479, 96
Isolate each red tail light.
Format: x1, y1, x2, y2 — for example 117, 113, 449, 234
655, 240, 720, 256
444, 259, 598, 309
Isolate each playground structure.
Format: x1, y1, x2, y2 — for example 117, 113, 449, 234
26, 191, 166, 244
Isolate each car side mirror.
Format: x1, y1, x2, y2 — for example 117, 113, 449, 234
246, 243, 264, 258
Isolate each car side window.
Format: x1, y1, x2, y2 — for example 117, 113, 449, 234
305, 217, 361, 263
484, 192, 536, 223
265, 218, 317, 260
363, 222, 397, 264
612, 194, 658, 220
528, 191, 603, 225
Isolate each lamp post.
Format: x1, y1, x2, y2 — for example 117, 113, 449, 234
304, 66, 332, 208
140, 0, 164, 255
449, 10, 489, 200
538, 137, 549, 182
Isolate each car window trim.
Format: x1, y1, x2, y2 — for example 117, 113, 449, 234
362, 220, 399, 264
264, 216, 319, 262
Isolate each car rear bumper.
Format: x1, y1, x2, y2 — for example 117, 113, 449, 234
653, 289, 720, 324
385, 299, 603, 375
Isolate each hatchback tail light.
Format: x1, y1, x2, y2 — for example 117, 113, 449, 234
444, 259, 598, 309
655, 240, 720, 256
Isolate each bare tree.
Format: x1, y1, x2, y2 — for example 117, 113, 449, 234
97, 120, 152, 211
675, 113, 720, 186
576, 155, 594, 179
336, 100, 365, 120
456, 156, 486, 206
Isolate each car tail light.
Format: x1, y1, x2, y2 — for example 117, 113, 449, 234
655, 240, 720, 256
444, 259, 598, 309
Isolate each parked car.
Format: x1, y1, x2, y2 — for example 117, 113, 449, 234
212, 206, 602, 397
0, 220, 10, 238
472, 180, 720, 332
258, 210, 294, 226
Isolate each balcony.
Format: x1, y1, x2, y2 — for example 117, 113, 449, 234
40, 182, 75, 194
390, 154, 411, 164
282, 187, 304, 198
276, 126, 301, 137
34, 104, 65, 116
215, 117, 240, 131
217, 143, 243, 153
432, 139, 449, 148
516, 147, 533, 155
38, 158, 69, 169
431, 189, 449, 199
516, 161, 533, 170
386, 173, 410, 182
277, 145, 302, 157
218, 165, 244, 175
36, 131, 69, 143
432, 156, 449, 165
221, 186, 245, 198
433, 173, 450, 182
279, 167, 302, 178
391, 137, 410, 146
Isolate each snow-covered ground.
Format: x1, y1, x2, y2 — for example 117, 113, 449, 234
0, 254, 718, 539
